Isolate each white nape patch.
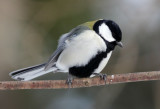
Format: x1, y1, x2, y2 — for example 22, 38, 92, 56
93, 51, 112, 74
56, 30, 106, 71
99, 23, 115, 42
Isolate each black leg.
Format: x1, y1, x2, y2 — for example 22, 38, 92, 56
93, 73, 107, 84
66, 74, 73, 88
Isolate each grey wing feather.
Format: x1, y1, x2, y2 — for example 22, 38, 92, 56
44, 33, 68, 70
44, 25, 90, 70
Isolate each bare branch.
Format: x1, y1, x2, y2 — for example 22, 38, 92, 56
0, 71, 160, 90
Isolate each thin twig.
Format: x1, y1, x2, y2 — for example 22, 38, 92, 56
0, 71, 160, 90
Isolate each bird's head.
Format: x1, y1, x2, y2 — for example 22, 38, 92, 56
93, 19, 123, 48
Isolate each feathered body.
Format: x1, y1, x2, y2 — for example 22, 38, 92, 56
10, 19, 122, 81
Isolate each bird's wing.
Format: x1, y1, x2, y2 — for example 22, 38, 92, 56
44, 25, 90, 70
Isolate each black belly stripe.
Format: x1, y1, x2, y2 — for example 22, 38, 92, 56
69, 50, 110, 78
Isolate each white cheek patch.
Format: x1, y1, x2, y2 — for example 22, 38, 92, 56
99, 23, 115, 42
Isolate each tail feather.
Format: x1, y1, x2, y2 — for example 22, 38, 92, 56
10, 63, 57, 81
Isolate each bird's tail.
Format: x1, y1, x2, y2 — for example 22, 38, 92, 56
9, 63, 57, 81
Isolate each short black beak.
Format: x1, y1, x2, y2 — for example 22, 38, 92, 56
116, 42, 123, 48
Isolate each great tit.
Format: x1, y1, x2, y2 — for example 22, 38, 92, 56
9, 19, 123, 82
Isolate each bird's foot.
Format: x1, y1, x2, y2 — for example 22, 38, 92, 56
93, 73, 107, 84
66, 75, 73, 88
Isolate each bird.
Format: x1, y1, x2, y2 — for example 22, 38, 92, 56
9, 19, 123, 84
